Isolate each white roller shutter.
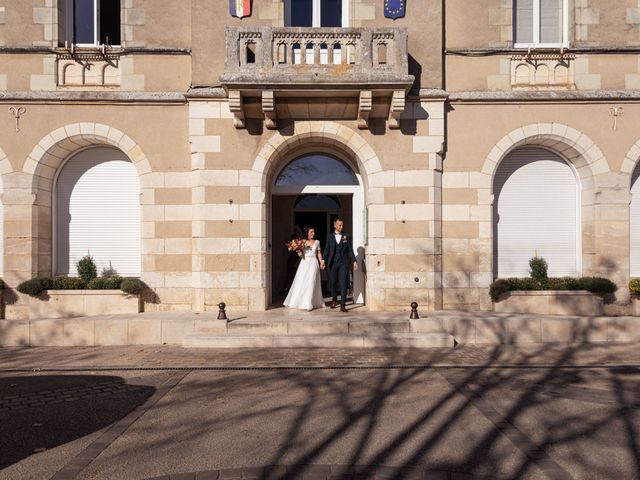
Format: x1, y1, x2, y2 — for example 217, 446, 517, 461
494, 147, 578, 278
630, 167, 640, 276
56, 147, 141, 277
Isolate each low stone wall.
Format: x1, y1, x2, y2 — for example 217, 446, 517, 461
494, 290, 604, 316
633, 298, 640, 316
0, 314, 207, 346
28, 290, 141, 319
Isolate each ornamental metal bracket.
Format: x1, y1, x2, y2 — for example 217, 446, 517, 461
8, 106, 26, 132
262, 90, 277, 130
388, 90, 405, 129
358, 90, 372, 129
229, 90, 245, 129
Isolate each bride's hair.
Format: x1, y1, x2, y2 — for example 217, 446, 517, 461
303, 226, 314, 239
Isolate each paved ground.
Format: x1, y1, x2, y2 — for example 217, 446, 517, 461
0, 344, 639, 479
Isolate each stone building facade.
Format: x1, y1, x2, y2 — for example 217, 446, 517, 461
0, 0, 639, 317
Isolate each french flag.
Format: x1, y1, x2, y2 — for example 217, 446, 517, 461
230, 0, 251, 18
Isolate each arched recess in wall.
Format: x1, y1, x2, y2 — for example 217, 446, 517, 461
54, 146, 141, 277
630, 163, 640, 276
493, 146, 580, 277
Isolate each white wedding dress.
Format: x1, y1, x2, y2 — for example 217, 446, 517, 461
283, 240, 325, 311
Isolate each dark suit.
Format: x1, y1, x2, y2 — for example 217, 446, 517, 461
323, 231, 356, 307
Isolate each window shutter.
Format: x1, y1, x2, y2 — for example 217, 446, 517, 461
56, 147, 141, 277
494, 147, 578, 278
631, 167, 640, 276
515, 0, 534, 44
540, 0, 563, 43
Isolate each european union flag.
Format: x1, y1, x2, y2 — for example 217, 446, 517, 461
384, 0, 406, 20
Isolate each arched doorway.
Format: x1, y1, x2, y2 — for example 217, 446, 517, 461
271, 153, 365, 306
54, 146, 141, 277
493, 146, 580, 277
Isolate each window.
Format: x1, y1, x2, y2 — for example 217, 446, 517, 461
514, 0, 567, 47
285, 0, 349, 28
60, 0, 121, 46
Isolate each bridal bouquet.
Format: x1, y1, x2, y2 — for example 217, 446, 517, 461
286, 238, 305, 259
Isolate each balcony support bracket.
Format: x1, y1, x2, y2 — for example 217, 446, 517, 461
229, 90, 245, 129
388, 90, 405, 130
358, 90, 372, 130
262, 90, 277, 130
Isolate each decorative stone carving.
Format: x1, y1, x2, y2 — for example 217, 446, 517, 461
388, 90, 405, 129
56, 50, 122, 87
510, 52, 576, 89
358, 90, 372, 129
229, 90, 245, 129
262, 90, 277, 129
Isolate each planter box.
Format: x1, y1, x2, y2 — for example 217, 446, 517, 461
29, 290, 141, 319
633, 298, 640, 317
494, 290, 603, 316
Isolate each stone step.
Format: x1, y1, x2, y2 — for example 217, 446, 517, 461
183, 333, 455, 349
201, 320, 412, 336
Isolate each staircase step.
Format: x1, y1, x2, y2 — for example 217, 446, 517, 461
183, 333, 454, 349
210, 320, 412, 336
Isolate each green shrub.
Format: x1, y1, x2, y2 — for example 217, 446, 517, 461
101, 262, 118, 278
120, 277, 146, 295
52, 276, 86, 290
76, 255, 97, 284
87, 276, 123, 290
489, 279, 511, 302
17, 277, 53, 297
490, 276, 617, 302
630, 278, 640, 296
577, 277, 617, 295
529, 256, 548, 282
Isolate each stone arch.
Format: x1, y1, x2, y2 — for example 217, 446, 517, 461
621, 139, 640, 182
0, 147, 13, 177
251, 121, 380, 192
482, 123, 610, 192
24, 123, 151, 184
21, 123, 151, 277
483, 123, 611, 279
251, 121, 377, 308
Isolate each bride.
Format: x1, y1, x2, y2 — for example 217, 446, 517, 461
283, 227, 326, 311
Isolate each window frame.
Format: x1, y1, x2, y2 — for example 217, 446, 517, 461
285, 0, 350, 28
513, 0, 569, 49
65, 0, 121, 48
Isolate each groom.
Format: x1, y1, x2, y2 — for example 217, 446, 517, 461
323, 217, 357, 312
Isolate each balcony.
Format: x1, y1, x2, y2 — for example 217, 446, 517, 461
220, 27, 415, 129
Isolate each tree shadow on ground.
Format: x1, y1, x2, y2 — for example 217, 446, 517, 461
0, 374, 155, 469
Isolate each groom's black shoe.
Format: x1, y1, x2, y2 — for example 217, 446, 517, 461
330, 301, 338, 309
340, 306, 348, 312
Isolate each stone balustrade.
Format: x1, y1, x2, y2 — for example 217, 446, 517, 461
221, 26, 413, 88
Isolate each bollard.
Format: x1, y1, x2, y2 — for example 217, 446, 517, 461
409, 302, 419, 319
218, 302, 228, 321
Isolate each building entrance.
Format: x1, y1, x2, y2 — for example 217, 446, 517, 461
270, 153, 365, 307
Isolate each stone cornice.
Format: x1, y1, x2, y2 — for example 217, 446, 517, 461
0, 91, 187, 104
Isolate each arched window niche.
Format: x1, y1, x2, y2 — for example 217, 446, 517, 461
274, 154, 358, 188
54, 146, 141, 277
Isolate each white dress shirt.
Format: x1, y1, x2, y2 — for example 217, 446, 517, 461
334, 232, 342, 244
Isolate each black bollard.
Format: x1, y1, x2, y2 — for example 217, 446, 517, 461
217, 302, 228, 321
410, 302, 419, 319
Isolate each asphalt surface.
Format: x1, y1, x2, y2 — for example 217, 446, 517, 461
0, 344, 639, 480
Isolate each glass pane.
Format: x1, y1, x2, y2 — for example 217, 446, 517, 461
74, 0, 95, 44
514, 0, 533, 44
321, 0, 342, 27
288, 0, 313, 27
275, 154, 358, 186
295, 195, 341, 210
540, 0, 562, 43
99, 0, 120, 45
